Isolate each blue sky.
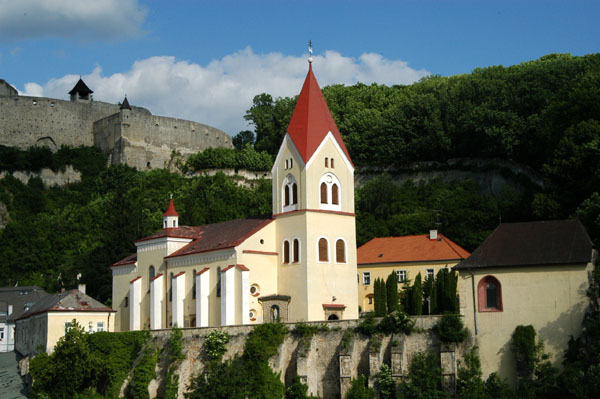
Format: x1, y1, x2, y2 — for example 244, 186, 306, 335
0, 0, 598, 135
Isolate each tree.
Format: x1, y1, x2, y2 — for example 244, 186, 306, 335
374, 278, 387, 317
232, 130, 255, 150
346, 375, 375, 399
386, 271, 399, 313
410, 273, 423, 316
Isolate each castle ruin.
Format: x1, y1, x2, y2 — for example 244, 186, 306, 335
0, 78, 232, 170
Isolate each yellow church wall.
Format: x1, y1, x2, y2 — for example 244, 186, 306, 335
112, 263, 136, 332
236, 221, 278, 323
457, 263, 593, 382
358, 261, 460, 312
272, 137, 305, 214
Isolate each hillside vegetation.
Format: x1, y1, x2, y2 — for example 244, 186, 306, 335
1, 53, 600, 302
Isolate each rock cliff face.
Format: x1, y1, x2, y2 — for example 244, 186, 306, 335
0, 80, 232, 170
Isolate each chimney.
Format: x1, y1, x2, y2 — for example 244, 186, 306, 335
8, 304, 13, 315
78, 284, 86, 294
429, 229, 438, 240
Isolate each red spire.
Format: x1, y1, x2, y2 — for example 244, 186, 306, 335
287, 64, 353, 165
162, 198, 179, 217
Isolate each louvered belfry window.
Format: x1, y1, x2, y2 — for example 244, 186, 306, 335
336, 239, 345, 263
320, 183, 328, 204
318, 238, 328, 261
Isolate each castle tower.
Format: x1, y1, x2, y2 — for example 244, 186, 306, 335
68, 78, 93, 102
163, 197, 179, 228
271, 58, 358, 321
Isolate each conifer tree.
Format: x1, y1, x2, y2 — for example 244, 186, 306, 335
386, 271, 399, 313
422, 274, 436, 315
410, 273, 423, 315
374, 278, 387, 317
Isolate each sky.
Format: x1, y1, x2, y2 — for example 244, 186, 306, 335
0, 0, 598, 136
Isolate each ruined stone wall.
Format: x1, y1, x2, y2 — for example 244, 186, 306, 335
146, 316, 462, 399
0, 95, 121, 149
93, 111, 233, 170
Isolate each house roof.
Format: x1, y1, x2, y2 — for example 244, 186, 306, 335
120, 96, 131, 110
287, 63, 352, 166
111, 252, 137, 267
16, 289, 114, 321
0, 286, 48, 323
135, 226, 204, 243
162, 198, 179, 217
357, 234, 470, 265
454, 219, 594, 270
166, 216, 273, 259
68, 78, 93, 95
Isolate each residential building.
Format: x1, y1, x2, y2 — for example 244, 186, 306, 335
0, 286, 48, 352
357, 230, 469, 311
454, 219, 596, 381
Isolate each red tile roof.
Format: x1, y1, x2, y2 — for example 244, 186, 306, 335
111, 253, 137, 267
135, 226, 203, 243
165, 216, 273, 259
287, 64, 352, 166
358, 234, 470, 265
162, 198, 179, 217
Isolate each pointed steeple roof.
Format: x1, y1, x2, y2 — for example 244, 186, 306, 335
287, 64, 353, 165
120, 96, 131, 110
68, 78, 93, 95
162, 198, 179, 217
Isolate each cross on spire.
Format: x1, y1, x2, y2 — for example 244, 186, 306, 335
308, 40, 313, 64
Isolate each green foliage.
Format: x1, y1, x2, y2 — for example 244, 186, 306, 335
386, 271, 399, 313
345, 375, 375, 399
356, 312, 379, 336
409, 273, 423, 316
437, 313, 468, 344
377, 310, 415, 335
436, 268, 459, 314
233, 130, 256, 149
183, 146, 273, 172
292, 322, 329, 339
165, 327, 185, 399
373, 278, 387, 317
130, 348, 159, 399
511, 325, 539, 379
375, 364, 396, 399
456, 347, 485, 398
398, 351, 446, 399
285, 376, 320, 399
204, 330, 230, 360
245, 93, 296, 156
0, 145, 106, 175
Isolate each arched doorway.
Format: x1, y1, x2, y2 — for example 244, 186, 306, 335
328, 314, 339, 320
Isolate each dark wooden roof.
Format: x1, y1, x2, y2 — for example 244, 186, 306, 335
120, 96, 131, 110
68, 78, 93, 95
454, 219, 594, 270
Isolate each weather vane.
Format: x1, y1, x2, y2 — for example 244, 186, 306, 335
308, 40, 313, 63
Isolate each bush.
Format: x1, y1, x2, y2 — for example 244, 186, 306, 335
377, 310, 415, 335
183, 147, 273, 172
437, 313, 468, 343
204, 330, 230, 360
346, 375, 375, 399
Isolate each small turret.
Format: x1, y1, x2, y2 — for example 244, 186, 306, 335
68, 78, 93, 102
120, 96, 131, 110
162, 196, 179, 228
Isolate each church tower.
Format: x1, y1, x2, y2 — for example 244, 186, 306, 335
271, 53, 358, 321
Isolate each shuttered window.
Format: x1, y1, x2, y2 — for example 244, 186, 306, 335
318, 238, 328, 262
320, 183, 328, 204
336, 239, 346, 263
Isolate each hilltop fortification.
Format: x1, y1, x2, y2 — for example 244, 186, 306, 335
0, 78, 232, 170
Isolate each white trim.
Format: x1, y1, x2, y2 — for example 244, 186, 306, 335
172, 272, 185, 328
221, 267, 235, 326
362, 271, 371, 285
305, 131, 354, 173
135, 236, 192, 249
396, 269, 407, 283
197, 271, 209, 327
334, 237, 348, 264
271, 134, 306, 174
282, 173, 299, 213
240, 268, 250, 325
129, 277, 142, 331
316, 236, 330, 263
150, 274, 163, 329
292, 237, 301, 263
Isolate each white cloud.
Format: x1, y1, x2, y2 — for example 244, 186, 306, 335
0, 0, 147, 41
20, 48, 430, 135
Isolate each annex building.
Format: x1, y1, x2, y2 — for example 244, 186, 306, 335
111, 61, 359, 330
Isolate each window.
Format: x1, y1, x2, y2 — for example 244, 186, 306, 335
250, 284, 260, 296
367, 295, 373, 304
284, 185, 290, 206
0, 327, 4, 340
97, 322, 105, 332
124, 296, 129, 307
477, 275, 502, 312
292, 183, 298, 205
318, 238, 329, 262
396, 270, 407, 283
282, 174, 298, 212
217, 267, 222, 297
426, 269, 435, 280
283, 240, 290, 263
325, 158, 328, 167
149, 265, 155, 292
285, 159, 289, 169
331, 158, 334, 168
363, 272, 371, 285
193, 269, 197, 299
318, 173, 342, 210
335, 239, 346, 263
290, 158, 293, 168
164, 220, 167, 228
173, 220, 176, 227
331, 184, 339, 205
293, 239, 300, 263
169, 272, 174, 301
320, 182, 328, 204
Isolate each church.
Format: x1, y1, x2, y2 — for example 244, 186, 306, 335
111, 59, 359, 331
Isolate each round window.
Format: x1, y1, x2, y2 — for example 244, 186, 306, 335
249, 309, 257, 321
250, 284, 260, 296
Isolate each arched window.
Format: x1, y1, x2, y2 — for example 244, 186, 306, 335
283, 240, 290, 264
318, 173, 342, 211
282, 174, 298, 212
335, 239, 346, 263
173, 220, 177, 227
217, 267, 222, 297
318, 238, 329, 262
325, 158, 328, 167
164, 220, 167, 228
320, 182, 328, 204
328, 314, 339, 320
148, 265, 155, 293
193, 269, 197, 299
293, 239, 300, 263
331, 184, 339, 205
292, 183, 298, 205
331, 158, 335, 168
169, 272, 174, 301
477, 275, 502, 312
